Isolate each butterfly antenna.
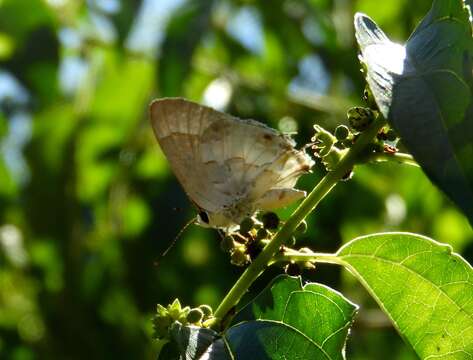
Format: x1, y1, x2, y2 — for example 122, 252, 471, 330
160, 217, 197, 258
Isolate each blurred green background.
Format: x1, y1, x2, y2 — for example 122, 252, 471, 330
0, 0, 472, 359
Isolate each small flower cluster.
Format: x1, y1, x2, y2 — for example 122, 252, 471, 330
283, 246, 316, 276
280, 220, 317, 276
153, 299, 214, 340
312, 124, 347, 172
311, 87, 399, 173
221, 212, 282, 266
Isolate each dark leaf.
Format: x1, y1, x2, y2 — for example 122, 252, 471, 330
355, 0, 473, 225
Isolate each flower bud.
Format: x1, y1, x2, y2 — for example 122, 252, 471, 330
168, 299, 184, 319
261, 212, 280, 230
347, 107, 375, 132
334, 125, 350, 140
153, 299, 191, 340
256, 227, 269, 240
230, 246, 250, 266
187, 308, 204, 324
239, 217, 255, 234
198, 305, 213, 318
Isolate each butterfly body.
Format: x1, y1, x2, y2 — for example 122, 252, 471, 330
150, 98, 313, 231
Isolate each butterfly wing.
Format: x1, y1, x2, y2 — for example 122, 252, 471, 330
150, 98, 313, 227
150, 98, 236, 213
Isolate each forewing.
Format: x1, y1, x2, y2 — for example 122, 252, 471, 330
150, 98, 236, 212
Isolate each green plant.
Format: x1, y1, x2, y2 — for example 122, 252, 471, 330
153, 0, 473, 358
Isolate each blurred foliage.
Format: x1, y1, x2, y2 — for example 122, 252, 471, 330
0, 0, 471, 359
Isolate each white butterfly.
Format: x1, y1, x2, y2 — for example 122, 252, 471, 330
149, 98, 314, 231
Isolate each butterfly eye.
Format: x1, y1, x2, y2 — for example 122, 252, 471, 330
198, 211, 210, 224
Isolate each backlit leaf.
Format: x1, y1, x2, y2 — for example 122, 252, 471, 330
355, 0, 473, 225
337, 232, 473, 359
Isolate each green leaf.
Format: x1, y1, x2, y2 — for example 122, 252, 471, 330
230, 275, 358, 359
337, 232, 473, 359
224, 321, 337, 359
158, 321, 229, 359
354, 0, 473, 225
160, 276, 357, 359
232, 274, 302, 323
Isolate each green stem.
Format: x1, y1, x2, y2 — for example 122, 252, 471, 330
213, 117, 387, 322
270, 250, 344, 267
368, 152, 418, 167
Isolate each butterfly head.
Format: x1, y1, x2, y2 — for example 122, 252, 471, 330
195, 208, 244, 233
197, 210, 211, 226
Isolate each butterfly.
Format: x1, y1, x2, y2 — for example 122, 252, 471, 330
149, 98, 314, 231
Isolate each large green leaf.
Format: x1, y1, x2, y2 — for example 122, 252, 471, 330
337, 232, 473, 359
355, 0, 473, 225
160, 276, 358, 359
226, 275, 357, 359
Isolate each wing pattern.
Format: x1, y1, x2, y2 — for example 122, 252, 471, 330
150, 98, 313, 228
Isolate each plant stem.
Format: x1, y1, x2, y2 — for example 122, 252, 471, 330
270, 250, 345, 267
367, 152, 418, 167
213, 117, 387, 323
